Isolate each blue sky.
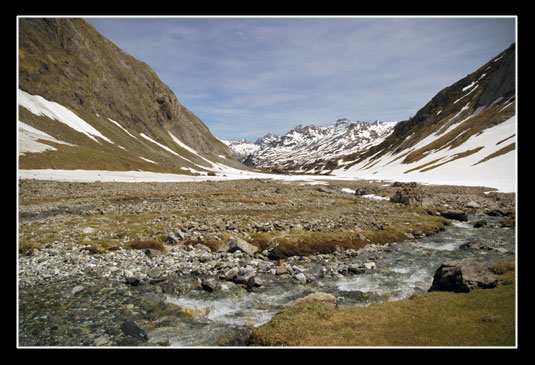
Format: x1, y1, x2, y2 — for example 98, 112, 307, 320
85, 16, 516, 141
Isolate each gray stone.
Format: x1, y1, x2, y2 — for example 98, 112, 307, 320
294, 273, 307, 284
145, 249, 162, 258
428, 259, 498, 293
227, 238, 259, 257
165, 232, 179, 244
442, 211, 468, 222
247, 275, 264, 288
201, 278, 219, 292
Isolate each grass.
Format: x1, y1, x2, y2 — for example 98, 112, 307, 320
250, 260, 516, 347
249, 207, 449, 259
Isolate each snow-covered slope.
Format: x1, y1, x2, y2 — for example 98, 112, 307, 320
331, 43, 516, 192
333, 116, 516, 192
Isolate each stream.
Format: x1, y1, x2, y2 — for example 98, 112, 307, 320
147, 213, 516, 346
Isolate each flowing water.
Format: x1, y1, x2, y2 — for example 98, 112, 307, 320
147, 214, 516, 346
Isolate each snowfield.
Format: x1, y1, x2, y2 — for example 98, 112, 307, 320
332, 116, 516, 193
18, 89, 113, 144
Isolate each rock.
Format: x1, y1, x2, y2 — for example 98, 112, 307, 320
294, 273, 307, 284
347, 264, 365, 274
275, 265, 287, 275
82, 227, 96, 234
486, 209, 507, 217
201, 278, 219, 292
290, 223, 303, 232
364, 262, 376, 270
459, 240, 489, 251
223, 267, 239, 281
145, 248, 163, 258
466, 200, 480, 209
428, 259, 498, 293
227, 238, 259, 257
165, 232, 179, 244
120, 321, 148, 341
71, 285, 84, 295
442, 211, 468, 222
293, 292, 337, 308
125, 277, 140, 286
247, 275, 264, 288
390, 183, 424, 206
473, 220, 487, 228
94, 336, 110, 346
147, 267, 163, 278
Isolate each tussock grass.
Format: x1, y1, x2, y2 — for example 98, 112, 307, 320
126, 240, 167, 253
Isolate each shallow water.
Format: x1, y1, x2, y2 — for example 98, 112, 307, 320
147, 214, 515, 346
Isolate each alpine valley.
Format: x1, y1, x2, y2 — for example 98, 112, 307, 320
18, 18, 517, 347
225, 43, 516, 192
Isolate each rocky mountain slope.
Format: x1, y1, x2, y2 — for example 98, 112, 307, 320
225, 119, 397, 173
18, 18, 245, 175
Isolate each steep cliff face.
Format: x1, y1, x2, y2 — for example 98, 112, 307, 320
18, 18, 244, 173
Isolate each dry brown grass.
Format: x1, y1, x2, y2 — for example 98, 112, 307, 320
250, 261, 516, 347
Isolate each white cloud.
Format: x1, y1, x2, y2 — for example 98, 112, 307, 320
86, 17, 516, 141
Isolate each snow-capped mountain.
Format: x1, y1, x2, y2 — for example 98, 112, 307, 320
222, 139, 261, 161
225, 119, 397, 172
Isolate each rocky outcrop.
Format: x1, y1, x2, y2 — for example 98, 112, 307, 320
428, 259, 498, 293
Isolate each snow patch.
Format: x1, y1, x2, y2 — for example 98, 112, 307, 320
18, 89, 113, 144
18, 121, 76, 155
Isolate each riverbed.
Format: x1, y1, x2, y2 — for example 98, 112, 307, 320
18, 212, 515, 347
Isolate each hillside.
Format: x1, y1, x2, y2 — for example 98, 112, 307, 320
331, 43, 516, 192
18, 18, 246, 175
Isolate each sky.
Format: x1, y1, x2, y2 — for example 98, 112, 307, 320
85, 16, 516, 141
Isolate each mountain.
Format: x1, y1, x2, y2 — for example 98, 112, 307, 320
230, 44, 516, 191
18, 18, 246, 176
331, 43, 516, 191
221, 139, 261, 161
225, 119, 397, 173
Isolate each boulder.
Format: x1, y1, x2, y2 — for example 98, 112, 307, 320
165, 232, 179, 244
120, 321, 148, 341
294, 272, 307, 284
201, 278, 219, 292
227, 237, 259, 257
293, 292, 337, 308
428, 259, 498, 293
442, 211, 468, 222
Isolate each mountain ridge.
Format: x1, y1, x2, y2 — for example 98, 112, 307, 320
18, 18, 246, 175
224, 119, 397, 173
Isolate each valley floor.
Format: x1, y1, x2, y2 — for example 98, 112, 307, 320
17, 177, 516, 347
